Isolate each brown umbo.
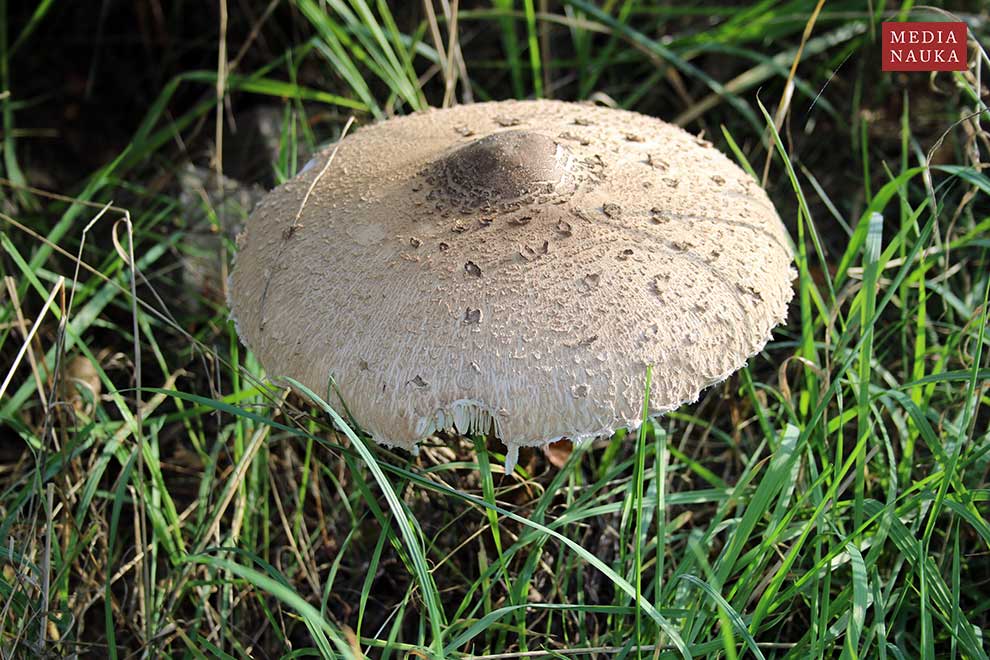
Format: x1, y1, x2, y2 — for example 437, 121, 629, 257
228, 100, 794, 471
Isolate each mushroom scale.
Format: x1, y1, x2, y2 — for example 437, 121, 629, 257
228, 99, 794, 468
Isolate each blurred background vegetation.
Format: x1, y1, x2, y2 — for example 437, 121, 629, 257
0, 1, 988, 658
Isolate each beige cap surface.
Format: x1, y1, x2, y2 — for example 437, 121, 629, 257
228, 99, 794, 468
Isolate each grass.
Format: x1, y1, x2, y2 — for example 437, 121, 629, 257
1, 0, 989, 657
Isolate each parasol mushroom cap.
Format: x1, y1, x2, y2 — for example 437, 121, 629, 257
228, 100, 794, 469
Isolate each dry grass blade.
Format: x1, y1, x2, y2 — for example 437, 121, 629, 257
0, 275, 63, 400
3, 276, 47, 407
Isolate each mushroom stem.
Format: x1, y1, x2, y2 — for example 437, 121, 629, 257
504, 445, 519, 475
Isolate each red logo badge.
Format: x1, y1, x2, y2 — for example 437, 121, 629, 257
882, 22, 967, 72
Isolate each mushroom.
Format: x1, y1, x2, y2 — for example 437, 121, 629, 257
228, 100, 794, 471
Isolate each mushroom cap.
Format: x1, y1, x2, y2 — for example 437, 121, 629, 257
229, 99, 794, 457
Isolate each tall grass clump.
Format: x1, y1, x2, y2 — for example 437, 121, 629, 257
1, 1, 988, 657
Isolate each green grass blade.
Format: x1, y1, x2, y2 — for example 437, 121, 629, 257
286, 378, 447, 658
